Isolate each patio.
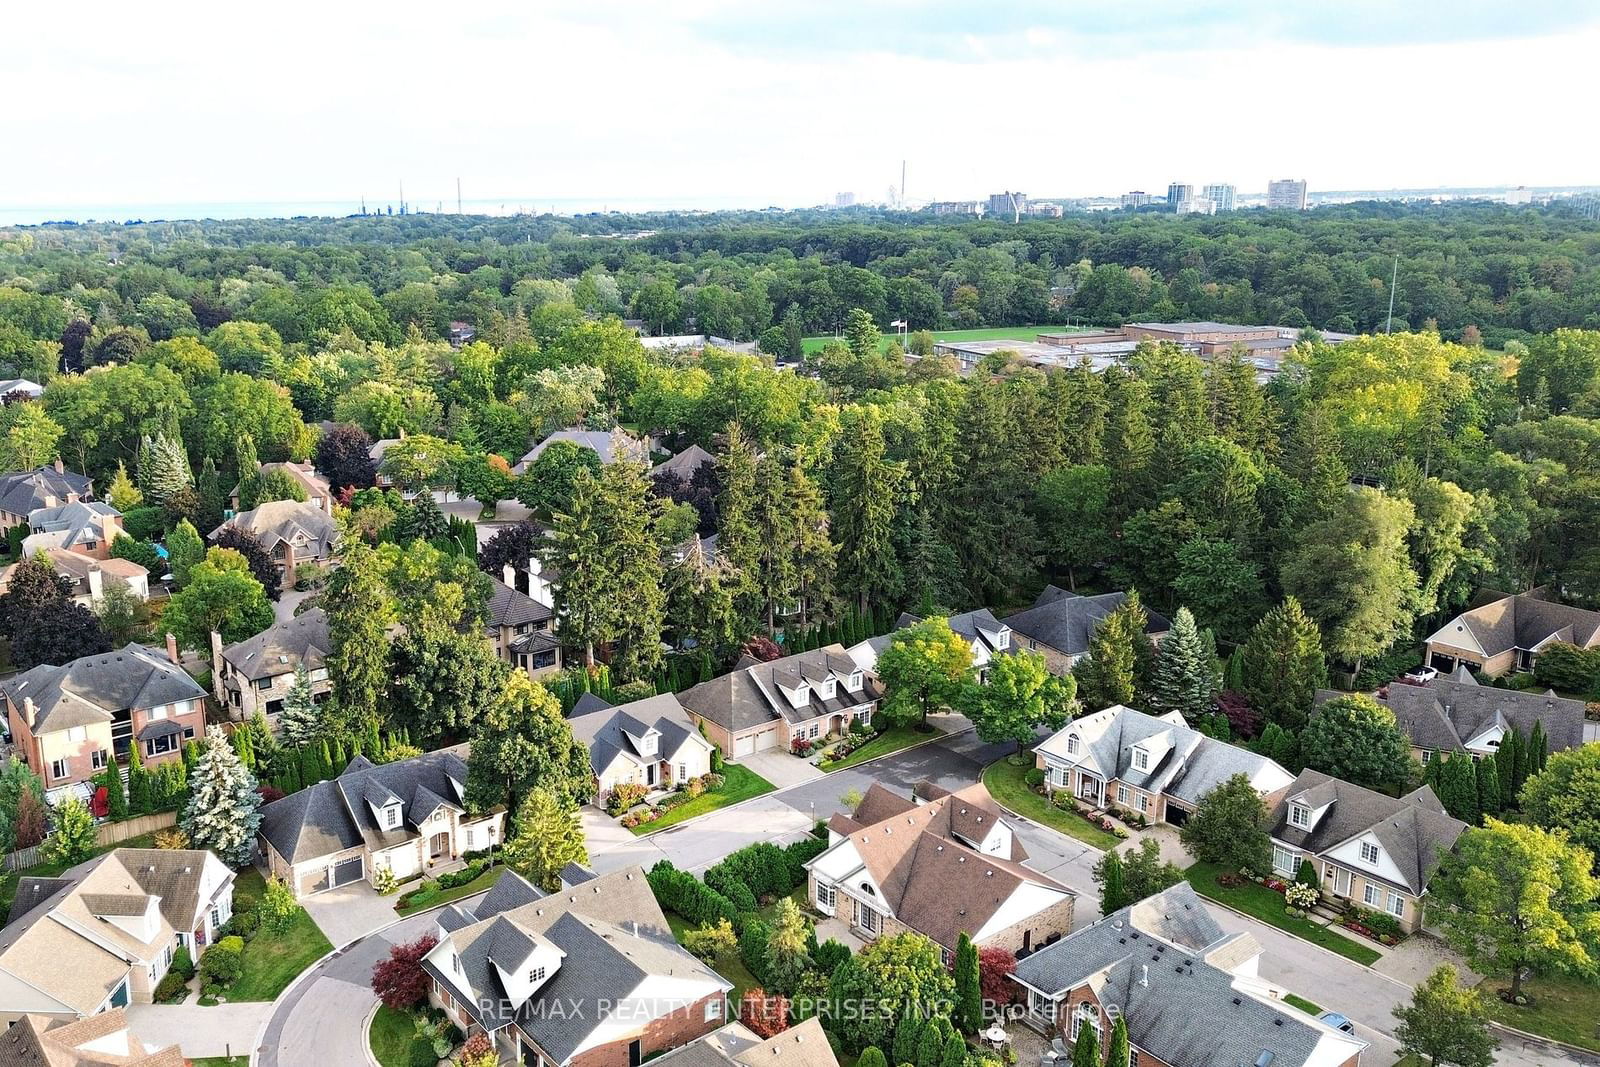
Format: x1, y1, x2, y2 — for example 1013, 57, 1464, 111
979, 1015, 1051, 1067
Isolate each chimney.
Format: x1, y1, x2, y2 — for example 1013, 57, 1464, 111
1139, 965, 1149, 988
165, 632, 180, 665
209, 630, 226, 699
53, 458, 63, 474
86, 562, 103, 600
502, 562, 515, 588
22, 696, 36, 731
65, 492, 79, 506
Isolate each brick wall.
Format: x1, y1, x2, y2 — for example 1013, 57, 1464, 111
979, 893, 1075, 956
566, 990, 727, 1067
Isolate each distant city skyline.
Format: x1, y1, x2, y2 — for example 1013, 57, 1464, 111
4, 1, 1599, 217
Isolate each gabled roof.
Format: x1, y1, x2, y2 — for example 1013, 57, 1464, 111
679, 645, 878, 733
1364, 672, 1588, 755
0, 643, 205, 735
212, 499, 339, 555
1268, 769, 1467, 895
0, 465, 92, 519
895, 609, 1014, 661
514, 428, 649, 472
1001, 588, 1170, 657
0, 1008, 185, 1067
24, 500, 120, 552
1430, 590, 1600, 658
486, 577, 553, 630
655, 1018, 839, 1067
220, 606, 330, 682
652, 444, 715, 478
568, 693, 710, 777
0, 548, 146, 600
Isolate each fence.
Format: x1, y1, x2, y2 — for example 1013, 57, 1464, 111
3, 809, 179, 872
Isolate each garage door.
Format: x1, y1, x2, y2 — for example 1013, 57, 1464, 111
735, 734, 755, 757
331, 856, 364, 887
753, 729, 778, 751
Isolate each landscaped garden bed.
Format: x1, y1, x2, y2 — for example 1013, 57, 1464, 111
1184, 861, 1380, 966
818, 724, 943, 771
981, 758, 1122, 850
215, 868, 335, 1002
391, 855, 506, 915
619, 765, 775, 834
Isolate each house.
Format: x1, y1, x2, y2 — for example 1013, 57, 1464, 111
369, 434, 404, 487
806, 782, 1075, 957
1011, 882, 1365, 1067
1266, 769, 1466, 934
878, 608, 1014, 679
211, 606, 331, 720
421, 864, 732, 1067
0, 547, 149, 606
1424, 589, 1600, 677
1339, 667, 1588, 764
210, 499, 339, 591
678, 644, 881, 758
229, 461, 335, 516
653, 1017, 839, 1067
436, 869, 545, 940
1033, 705, 1294, 826
0, 379, 45, 401
257, 748, 505, 898
0, 461, 93, 529
0, 640, 208, 800
23, 500, 123, 560
0, 847, 234, 1024
512, 427, 650, 475
1002, 587, 1170, 674
651, 444, 715, 480
0, 1007, 183, 1065
567, 692, 717, 800
485, 577, 561, 680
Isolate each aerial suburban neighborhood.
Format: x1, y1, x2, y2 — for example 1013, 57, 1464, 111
2, 8, 1600, 1067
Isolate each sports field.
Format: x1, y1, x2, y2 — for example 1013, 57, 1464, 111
801, 324, 1091, 354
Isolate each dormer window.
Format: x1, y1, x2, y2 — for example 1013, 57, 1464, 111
1289, 804, 1310, 829
820, 679, 836, 700
638, 734, 657, 756
1360, 841, 1380, 865
848, 671, 863, 691
995, 628, 1010, 650
1131, 747, 1149, 771
385, 804, 401, 829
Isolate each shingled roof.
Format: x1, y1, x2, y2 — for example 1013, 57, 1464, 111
1430, 590, 1600, 659
1002, 587, 1170, 657
679, 644, 878, 733
0, 1008, 185, 1067
486, 577, 553, 630
1364, 669, 1588, 756
220, 606, 330, 682
0, 643, 205, 735
212, 498, 339, 556
0, 464, 92, 519
567, 693, 709, 779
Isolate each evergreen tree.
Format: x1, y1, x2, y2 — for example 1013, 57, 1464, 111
1495, 730, 1520, 808
715, 422, 763, 630
106, 461, 143, 512
953, 932, 981, 1034
1438, 753, 1481, 824
915, 1024, 942, 1067
1147, 606, 1216, 720
892, 1016, 922, 1067
325, 543, 393, 735
1075, 591, 1148, 709
1475, 755, 1501, 816
278, 666, 322, 747
1071, 1019, 1099, 1067
43, 795, 97, 865
196, 457, 225, 532
180, 725, 262, 867
137, 432, 193, 506
1094, 847, 1128, 913
1528, 720, 1548, 774
763, 897, 813, 997
785, 458, 836, 632
1106, 1016, 1131, 1067
126, 743, 152, 814
165, 520, 205, 587
501, 787, 588, 891
99, 762, 127, 819
1238, 598, 1326, 732
938, 1035, 964, 1067
830, 406, 903, 612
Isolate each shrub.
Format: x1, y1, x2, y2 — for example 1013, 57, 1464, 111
1023, 768, 1045, 789
1295, 859, 1319, 889
1284, 882, 1318, 910
458, 1032, 498, 1067
225, 909, 261, 939
154, 826, 191, 850
154, 971, 189, 1003
700, 772, 725, 790
723, 880, 760, 914
683, 919, 739, 960
170, 943, 195, 981
413, 1013, 458, 1060
1533, 642, 1600, 695
258, 876, 302, 935
373, 867, 398, 894
606, 782, 649, 816
740, 987, 790, 1038
815, 938, 851, 977
739, 919, 773, 988
199, 936, 245, 987
371, 934, 439, 1011
791, 738, 814, 756
647, 861, 738, 927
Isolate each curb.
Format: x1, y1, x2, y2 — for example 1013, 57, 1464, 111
360, 1000, 383, 1067
1182, 892, 1409, 988
816, 722, 969, 774
1488, 1020, 1600, 1062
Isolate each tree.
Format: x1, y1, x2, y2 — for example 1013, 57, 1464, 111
1074, 591, 1149, 709
1520, 745, 1600, 867
1121, 837, 1184, 901
827, 932, 955, 1051
1280, 488, 1418, 673
136, 432, 192, 506
95, 577, 152, 646
97, 758, 128, 820
105, 460, 143, 512
278, 666, 322, 747
1181, 773, 1272, 873
914, 1021, 943, 1067
1239, 598, 1326, 732
42, 794, 97, 866
830, 406, 903, 612
0, 759, 44, 855
237, 466, 307, 511
312, 424, 377, 492
1428, 819, 1600, 1001
324, 543, 393, 734
370, 934, 439, 1011
1146, 607, 1215, 721
953, 932, 981, 1034
875, 618, 974, 728
212, 526, 283, 601
1071, 1018, 1098, 1067
1474, 755, 1501, 818
740, 988, 791, 1039
502, 787, 588, 892
977, 946, 1017, 1007
1106, 1015, 1130, 1067
892, 1013, 924, 1066
165, 519, 205, 586
466, 674, 594, 811
258, 876, 302, 935
1299, 694, 1413, 790
390, 622, 509, 744
179, 724, 263, 867
12, 594, 112, 668
161, 547, 275, 650
970, 648, 1074, 755
1392, 964, 1497, 1067
1094, 847, 1128, 914
516, 439, 603, 518
1438, 753, 1480, 824
1034, 464, 1113, 590
764, 897, 813, 996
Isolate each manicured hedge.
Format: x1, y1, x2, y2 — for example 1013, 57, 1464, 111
647, 860, 739, 927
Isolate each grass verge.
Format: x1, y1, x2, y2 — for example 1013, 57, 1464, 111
821, 724, 942, 771
1183, 862, 1380, 966
1481, 973, 1600, 1053
1283, 993, 1322, 1015
226, 869, 335, 1001
189, 1058, 249, 1067
395, 864, 506, 916
631, 764, 775, 835
981, 758, 1122, 850
369, 1005, 439, 1067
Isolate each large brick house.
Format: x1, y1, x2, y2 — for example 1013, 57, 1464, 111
0, 641, 207, 801
1266, 770, 1467, 934
257, 748, 504, 898
805, 782, 1075, 958
1012, 883, 1366, 1067
1424, 589, 1600, 677
485, 576, 561, 680
212, 606, 331, 720
0, 462, 93, 530
422, 864, 731, 1067
1033, 705, 1294, 826
210, 499, 339, 591
678, 645, 881, 758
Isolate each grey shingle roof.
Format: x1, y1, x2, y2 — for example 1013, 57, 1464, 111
1437, 591, 1600, 659
1001, 588, 1170, 657
0, 466, 92, 519
678, 645, 877, 733
569, 693, 614, 718
212, 499, 338, 556
515, 428, 648, 472
559, 862, 597, 888
568, 693, 708, 778
0, 643, 205, 735
476, 870, 544, 918
1268, 769, 1467, 896
257, 778, 364, 863
221, 607, 329, 682
1367, 673, 1588, 755
652, 444, 714, 477
486, 578, 553, 630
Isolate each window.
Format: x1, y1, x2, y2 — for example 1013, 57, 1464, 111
1359, 841, 1380, 865
809, 724, 820, 739
147, 733, 178, 756
1272, 846, 1296, 875
66, 726, 86, 742
1386, 892, 1405, 918
677, 762, 687, 782
1066, 735, 1080, 755
528, 966, 546, 983
50, 757, 69, 781
705, 998, 722, 1022
816, 882, 836, 910
1136, 794, 1149, 814
1029, 990, 1057, 1023
1363, 883, 1381, 907
210, 906, 221, 929
148, 706, 167, 721
1289, 804, 1310, 829
91, 749, 108, 770
1073, 1003, 1100, 1039
385, 805, 400, 829
1419, 750, 1432, 764
1131, 747, 1149, 771
638, 734, 656, 756
1116, 784, 1130, 804
464, 829, 474, 850
849, 671, 863, 690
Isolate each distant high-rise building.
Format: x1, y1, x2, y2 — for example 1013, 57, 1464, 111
986, 191, 1028, 219
1267, 179, 1308, 210
1202, 183, 1237, 212
928, 201, 981, 215
1176, 196, 1216, 216
1166, 183, 1193, 207
1120, 191, 1154, 209
834, 192, 856, 208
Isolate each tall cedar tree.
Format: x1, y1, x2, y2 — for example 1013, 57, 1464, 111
753, 456, 799, 636
1071, 1020, 1098, 1067
830, 406, 903, 612
179, 725, 262, 866
1094, 848, 1128, 913
548, 469, 610, 667
714, 421, 763, 632
594, 462, 668, 681
325, 542, 394, 735
1106, 1016, 1131, 1067
1074, 591, 1148, 709
953, 932, 981, 1034
502, 787, 588, 891
785, 460, 836, 630
1238, 597, 1326, 731
1146, 607, 1216, 720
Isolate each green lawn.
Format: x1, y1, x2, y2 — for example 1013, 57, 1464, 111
190, 1058, 249, 1067
665, 910, 761, 999
395, 864, 507, 916
1183, 862, 1381, 966
1481, 973, 1600, 1053
980, 758, 1122, 850
631, 764, 775, 835
1283, 993, 1322, 1015
0, 831, 159, 918
801, 324, 1090, 354
226, 869, 335, 1001
369, 1005, 439, 1067
820, 724, 942, 771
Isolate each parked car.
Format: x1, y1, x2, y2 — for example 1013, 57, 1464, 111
1402, 665, 1438, 683
1317, 1012, 1355, 1035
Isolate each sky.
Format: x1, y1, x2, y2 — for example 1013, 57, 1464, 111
5, 0, 1600, 215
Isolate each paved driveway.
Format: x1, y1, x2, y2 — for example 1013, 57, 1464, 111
588, 791, 817, 875
737, 750, 824, 790
125, 1001, 271, 1060
302, 879, 407, 948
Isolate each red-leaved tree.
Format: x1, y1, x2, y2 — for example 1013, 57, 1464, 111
741, 636, 783, 663
371, 934, 438, 1010
739, 988, 789, 1037
978, 947, 1018, 1006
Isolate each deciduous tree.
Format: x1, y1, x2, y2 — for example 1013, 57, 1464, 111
876, 618, 974, 728
1180, 773, 1272, 874
1299, 694, 1413, 791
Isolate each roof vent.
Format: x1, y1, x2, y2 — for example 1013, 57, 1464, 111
1273, 1018, 1284, 1027
1255, 1054, 1275, 1067
1232, 997, 1242, 1006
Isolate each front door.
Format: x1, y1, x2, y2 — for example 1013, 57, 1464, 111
430, 831, 450, 859
195, 923, 208, 948
646, 762, 657, 787
629, 1039, 643, 1067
